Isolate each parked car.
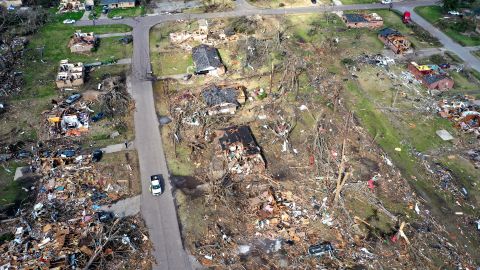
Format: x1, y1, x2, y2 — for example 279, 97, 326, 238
112, 16, 123, 20
91, 112, 105, 122
63, 19, 76, 24
97, 211, 114, 223
92, 149, 103, 162
381, 0, 392, 4
448, 10, 461, 16
65, 93, 81, 105
58, 149, 76, 158
150, 175, 163, 196
308, 242, 334, 257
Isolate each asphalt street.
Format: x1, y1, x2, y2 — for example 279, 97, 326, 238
76, 1, 476, 269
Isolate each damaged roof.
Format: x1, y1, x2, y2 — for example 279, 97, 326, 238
202, 85, 238, 107
192, 44, 223, 73
424, 74, 449, 85
378, 27, 401, 37
219, 126, 261, 155
343, 14, 368, 23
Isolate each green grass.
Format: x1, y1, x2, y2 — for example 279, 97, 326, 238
414, 5, 443, 24
152, 52, 193, 76
89, 6, 104, 20
20, 22, 132, 99
440, 156, 480, 215
0, 161, 28, 209
415, 6, 480, 46
107, 6, 145, 18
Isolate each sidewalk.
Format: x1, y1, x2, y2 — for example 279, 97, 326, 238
101, 141, 135, 154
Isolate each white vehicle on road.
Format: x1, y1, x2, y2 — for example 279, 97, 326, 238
112, 16, 123, 20
63, 19, 76, 24
150, 175, 163, 196
381, 0, 392, 4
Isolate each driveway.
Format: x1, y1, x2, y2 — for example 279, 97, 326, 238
397, 6, 480, 71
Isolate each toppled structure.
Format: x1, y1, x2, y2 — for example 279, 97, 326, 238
55, 60, 84, 88
342, 13, 383, 29
378, 28, 411, 54
201, 85, 246, 115
100, 0, 135, 9
68, 31, 97, 53
45, 100, 90, 138
58, 0, 85, 12
408, 62, 454, 90
0, 150, 152, 269
215, 125, 265, 175
437, 95, 480, 135
192, 44, 225, 76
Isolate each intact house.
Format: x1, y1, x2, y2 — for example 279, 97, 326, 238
100, 0, 135, 9
215, 125, 266, 175
408, 62, 454, 90
68, 31, 97, 53
378, 28, 411, 54
55, 60, 84, 88
201, 85, 246, 115
192, 44, 225, 76
342, 13, 383, 29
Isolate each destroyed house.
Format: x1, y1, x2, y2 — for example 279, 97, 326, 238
55, 60, 84, 88
69, 31, 97, 53
343, 13, 383, 28
378, 28, 411, 54
217, 126, 265, 174
201, 85, 245, 115
100, 0, 135, 9
192, 44, 225, 76
58, 0, 84, 12
408, 62, 454, 90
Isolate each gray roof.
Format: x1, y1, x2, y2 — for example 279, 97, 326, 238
378, 27, 401, 37
344, 14, 368, 23
219, 126, 260, 155
202, 85, 238, 107
192, 44, 222, 73
424, 74, 448, 85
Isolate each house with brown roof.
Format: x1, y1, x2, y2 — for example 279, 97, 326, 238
407, 62, 454, 90
343, 13, 383, 29
378, 28, 411, 54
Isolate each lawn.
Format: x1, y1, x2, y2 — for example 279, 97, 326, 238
247, 0, 329, 8
107, 6, 145, 18
415, 6, 480, 46
0, 161, 27, 211
20, 22, 132, 99
152, 52, 193, 76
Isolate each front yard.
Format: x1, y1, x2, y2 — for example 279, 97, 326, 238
415, 6, 480, 46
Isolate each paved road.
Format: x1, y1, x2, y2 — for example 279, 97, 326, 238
75, 1, 453, 269
397, 6, 480, 71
